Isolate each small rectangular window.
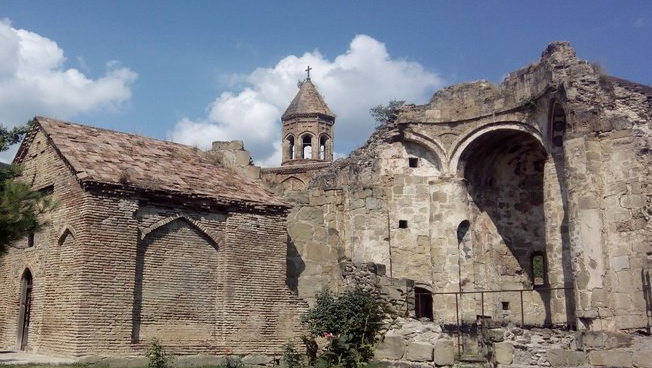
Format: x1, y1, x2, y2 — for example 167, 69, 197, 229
398, 220, 408, 229
408, 157, 418, 168
27, 233, 35, 248
532, 253, 546, 287
502, 301, 510, 311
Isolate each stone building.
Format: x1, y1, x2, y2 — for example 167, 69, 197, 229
0, 117, 306, 358
273, 42, 652, 334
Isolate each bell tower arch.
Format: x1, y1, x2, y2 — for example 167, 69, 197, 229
281, 67, 335, 166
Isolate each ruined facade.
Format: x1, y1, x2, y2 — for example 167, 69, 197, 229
274, 42, 652, 335
0, 117, 306, 358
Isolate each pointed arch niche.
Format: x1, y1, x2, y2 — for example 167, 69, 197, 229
132, 217, 221, 344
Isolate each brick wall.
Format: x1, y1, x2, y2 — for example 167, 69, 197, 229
1, 128, 307, 358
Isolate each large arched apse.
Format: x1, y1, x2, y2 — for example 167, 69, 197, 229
460, 129, 547, 286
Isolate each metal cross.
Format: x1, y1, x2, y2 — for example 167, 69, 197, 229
305, 66, 312, 80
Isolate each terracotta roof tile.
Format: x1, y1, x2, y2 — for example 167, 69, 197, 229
20, 117, 286, 208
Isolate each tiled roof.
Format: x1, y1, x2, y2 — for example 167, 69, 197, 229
281, 79, 335, 120
16, 117, 286, 208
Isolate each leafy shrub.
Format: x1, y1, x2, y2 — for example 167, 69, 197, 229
302, 288, 386, 368
145, 339, 174, 368
282, 342, 304, 368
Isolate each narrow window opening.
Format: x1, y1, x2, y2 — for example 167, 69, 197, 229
502, 301, 510, 311
408, 157, 419, 168
414, 287, 433, 320
457, 220, 470, 243
302, 135, 312, 159
27, 233, 34, 248
319, 135, 327, 160
287, 136, 295, 160
532, 253, 547, 288
398, 220, 408, 229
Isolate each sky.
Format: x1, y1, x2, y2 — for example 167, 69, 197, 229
0, 1, 651, 166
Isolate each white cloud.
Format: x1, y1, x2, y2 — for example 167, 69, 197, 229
170, 34, 443, 167
0, 19, 137, 162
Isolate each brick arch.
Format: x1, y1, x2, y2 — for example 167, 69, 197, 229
281, 176, 307, 190
132, 215, 220, 345
139, 216, 222, 249
57, 225, 77, 245
448, 122, 545, 174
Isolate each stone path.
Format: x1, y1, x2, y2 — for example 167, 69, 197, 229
0, 350, 76, 365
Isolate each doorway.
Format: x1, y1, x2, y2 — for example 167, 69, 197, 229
17, 269, 33, 351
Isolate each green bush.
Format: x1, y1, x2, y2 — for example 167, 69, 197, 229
282, 342, 304, 368
145, 339, 174, 368
302, 288, 386, 368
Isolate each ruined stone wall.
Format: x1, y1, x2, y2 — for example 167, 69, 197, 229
374, 321, 652, 368
282, 42, 652, 331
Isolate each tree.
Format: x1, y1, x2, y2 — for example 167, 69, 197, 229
0, 121, 52, 253
369, 99, 405, 126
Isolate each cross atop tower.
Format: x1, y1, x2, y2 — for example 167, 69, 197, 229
305, 66, 312, 80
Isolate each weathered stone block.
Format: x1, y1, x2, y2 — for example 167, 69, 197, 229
589, 350, 633, 367
633, 350, 652, 368
375, 335, 406, 360
493, 342, 514, 365
406, 342, 433, 362
434, 339, 455, 366
621, 194, 646, 209
487, 328, 505, 342
241, 354, 274, 365
547, 349, 586, 367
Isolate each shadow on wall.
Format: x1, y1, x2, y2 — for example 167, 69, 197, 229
642, 268, 652, 334
286, 235, 305, 293
462, 129, 554, 326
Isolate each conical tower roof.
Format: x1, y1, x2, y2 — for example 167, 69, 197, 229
281, 79, 335, 121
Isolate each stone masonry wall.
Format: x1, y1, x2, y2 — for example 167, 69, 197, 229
280, 42, 651, 332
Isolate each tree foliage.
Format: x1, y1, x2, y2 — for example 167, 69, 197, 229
369, 100, 405, 126
302, 288, 386, 368
0, 120, 53, 253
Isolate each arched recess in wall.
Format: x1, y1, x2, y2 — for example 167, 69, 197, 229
455, 125, 549, 285
402, 130, 447, 174
448, 122, 544, 175
281, 176, 306, 191
139, 216, 222, 248
17, 268, 33, 350
132, 217, 220, 344
286, 134, 296, 160
57, 225, 76, 246
547, 100, 567, 151
319, 133, 331, 160
301, 133, 314, 159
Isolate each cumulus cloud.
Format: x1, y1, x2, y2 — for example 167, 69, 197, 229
0, 19, 137, 162
170, 34, 443, 167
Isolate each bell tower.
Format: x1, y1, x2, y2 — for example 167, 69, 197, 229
281, 67, 335, 166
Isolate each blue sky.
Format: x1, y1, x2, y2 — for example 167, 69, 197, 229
1, 1, 651, 165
